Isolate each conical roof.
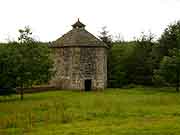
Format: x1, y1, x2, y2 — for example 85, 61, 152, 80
51, 20, 108, 48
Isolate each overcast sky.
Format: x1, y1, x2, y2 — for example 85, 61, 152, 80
0, 0, 180, 42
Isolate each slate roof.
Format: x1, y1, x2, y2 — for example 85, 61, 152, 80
51, 20, 108, 48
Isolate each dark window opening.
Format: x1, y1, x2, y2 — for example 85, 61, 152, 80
85, 80, 92, 91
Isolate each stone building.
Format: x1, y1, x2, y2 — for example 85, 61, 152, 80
50, 19, 108, 91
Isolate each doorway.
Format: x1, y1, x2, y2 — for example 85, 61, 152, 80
85, 80, 92, 91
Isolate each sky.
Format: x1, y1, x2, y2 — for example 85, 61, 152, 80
0, 0, 180, 42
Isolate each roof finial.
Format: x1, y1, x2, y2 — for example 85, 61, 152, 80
72, 18, 86, 29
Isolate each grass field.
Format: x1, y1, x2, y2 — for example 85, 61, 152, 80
0, 87, 180, 135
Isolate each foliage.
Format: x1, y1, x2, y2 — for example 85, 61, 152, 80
18, 26, 34, 43
0, 27, 54, 98
0, 44, 18, 88
98, 26, 112, 47
158, 21, 180, 56
126, 32, 155, 85
153, 21, 180, 90
0, 43, 53, 88
154, 49, 180, 91
154, 56, 175, 85
99, 26, 113, 88
109, 33, 156, 87
108, 42, 135, 87
107, 21, 180, 88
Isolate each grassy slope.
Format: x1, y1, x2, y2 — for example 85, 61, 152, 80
0, 87, 180, 135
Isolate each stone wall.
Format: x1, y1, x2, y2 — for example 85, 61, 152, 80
50, 47, 107, 90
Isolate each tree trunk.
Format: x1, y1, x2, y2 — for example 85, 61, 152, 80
20, 89, 24, 100
176, 69, 179, 92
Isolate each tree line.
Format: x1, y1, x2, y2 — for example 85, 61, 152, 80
0, 20, 180, 95
100, 21, 180, 91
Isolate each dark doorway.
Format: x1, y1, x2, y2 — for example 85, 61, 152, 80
85, 80, 92, 91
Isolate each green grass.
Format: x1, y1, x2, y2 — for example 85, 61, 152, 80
0, 87, 180, 135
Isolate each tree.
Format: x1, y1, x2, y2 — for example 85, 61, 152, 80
114, 33, 124, 43
0, 26, 54, 100
106, 32, 156, 87
154, 49, 180, 92
18, 26, 34, 43
0, 44, 18, 88
108, 42, 132, 87
153, 21, 180, 91
159, 21, 180, 56
99, 26, 113, 87
126, 32, 155, 85
17, 27, 54, 100
99, 26, 112, 47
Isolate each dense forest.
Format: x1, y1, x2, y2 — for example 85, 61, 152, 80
1, 21, 180, 91
100, 21, 180, 91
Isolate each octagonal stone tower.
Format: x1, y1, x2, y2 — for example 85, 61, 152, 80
50, 19, 108, 91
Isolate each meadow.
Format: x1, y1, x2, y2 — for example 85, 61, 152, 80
0, 87, 180, 135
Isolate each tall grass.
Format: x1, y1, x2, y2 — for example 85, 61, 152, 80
1, 88, 180, 135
